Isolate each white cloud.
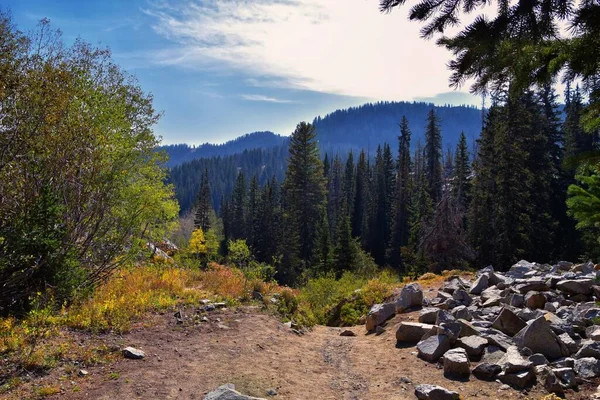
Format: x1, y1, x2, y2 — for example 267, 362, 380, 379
146, 0, 469, 100
240, 94, 294, 103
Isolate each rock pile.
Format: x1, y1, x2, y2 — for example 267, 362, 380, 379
367, 260, 600, 395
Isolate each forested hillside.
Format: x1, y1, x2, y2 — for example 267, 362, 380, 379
160, 131, 288, 167
313, 101, 483, 154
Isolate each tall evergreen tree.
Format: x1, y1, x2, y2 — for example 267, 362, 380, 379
230, 172, 247, 239
424, 109, 443, 203
387, 116, 413, 270
327, 155, 344, 238
370, 144, 395, 265
343, 151, 356, 217
352, 150, 369, 240
410, 141, 433, 254
452, 132, 471, 218
333, 211, 358, 277
194, 168, 212, 232
281, 122, 327, 283
255, 177, 282, 264
246, 175, 260, 249
314, 211, 333, 275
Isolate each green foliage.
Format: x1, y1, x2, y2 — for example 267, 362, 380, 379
0, 14, 178, 314
228, 239, 251, 267
568, 166, 600, 240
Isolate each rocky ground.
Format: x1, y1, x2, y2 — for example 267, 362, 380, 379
9, 260, 600, 400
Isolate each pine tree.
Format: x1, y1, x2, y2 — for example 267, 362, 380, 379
281, 122, 327, 283
255, 177, 282, 264
424, 109, 443, 204
452, 132, 471, 220
564, 85, 596, 169
230, 172, 247, 239
370, 144, 395, 265
246, 175, 259, 249
387, 116, 413, 271
194, 168, 212, 232
314, 212, 333, 275
410, 141, 433, 255
333, 211, 358, 277
352, 150, 368, 240
327, 155, 343, 238
343, 151, 355, 216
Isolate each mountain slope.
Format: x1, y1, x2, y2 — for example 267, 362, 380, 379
160, 131, 288, 167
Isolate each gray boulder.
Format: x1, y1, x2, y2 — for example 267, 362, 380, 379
417, 334, 452, 362
558, 333, 579, 355
472, 362, 501, 380
528, 353, 549, 366
477, 327, 514, 351
537, 366, 564, 395
452, 289, 472, 306
396, 322, 434, 343
574, 357, 600, 378
514, 316, 570, 359
497, 369, 535, 389
414, 384, 460, 400
365, 302, 395, 331
435, 310, 461, 341
469, 273, 489, 295
574, 341, 600, 359
586, 325, 600, 341
442, 348, 470, 377
204, 384, 266, 400
451, 305, 472, 321
456, 335, 487, 358
515, 279, 549, 294
498, 345, 533, 373
556, 278, 594, 295
553, 367, 577, 389
419, 308, 439, 324
481, 345, 506, 364
492, 307, 527, 337
457, 319, 480, 337
396, 283, 423, 312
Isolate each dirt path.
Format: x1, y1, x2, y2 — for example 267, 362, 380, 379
35, 304, 596, 400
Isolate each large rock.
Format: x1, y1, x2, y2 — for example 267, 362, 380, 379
469, 273, 489, 295
456, 335, 487, 359
515, 278, 549, 294
419, 308, 439, 324
417, 335, 452, 362
456, 319, 479, 337
574, 357, 600, 378
122, 347, 145, 360
365, 302, 395, 331
492, 307, 527, 337
451, 305, 472, 321
537, 366, 564, 395
396, 283, 423, 312
442, 348, 470, 377
553, 367, 577, 389
574, 341, 600, 359
558, 333, 579, 355
528, 353, 549, 366
435, 310, 461, 341
414, 384, 460, 400
498, 345, 533, 373
586, 325, 600, 341
481, 345, 506, 364
204, 384, 266, 400
396, 322, 434, 343
556, 279, 594, 295
452, 289, 472, 306
477, 327, 514, 351
524, 291, 546, 309
472, 362, 502, 380
514, 316, 570, 360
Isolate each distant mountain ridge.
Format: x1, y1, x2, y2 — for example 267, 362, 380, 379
160, 131, 288, 167
161, 101, 484, 168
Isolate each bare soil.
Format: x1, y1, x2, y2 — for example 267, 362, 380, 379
23, 304, 595, 400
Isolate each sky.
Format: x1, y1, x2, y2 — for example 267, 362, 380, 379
2, 0, 482, 145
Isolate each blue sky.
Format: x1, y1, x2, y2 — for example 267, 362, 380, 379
3, 0, 481, 145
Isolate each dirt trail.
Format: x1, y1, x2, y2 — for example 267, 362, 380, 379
38, 304, 596, 400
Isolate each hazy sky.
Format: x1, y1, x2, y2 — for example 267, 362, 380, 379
4, 0, 481, 144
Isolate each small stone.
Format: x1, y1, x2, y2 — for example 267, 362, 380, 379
419, 308, 439, 324
375, 325, 385, 335
340, 330, 357, 337
122, 347, 145, 360
524, 291, 546, 309
456, 335, 487, 359
417, 335, 452, 362
78, 369, 88, 376
497, 369, 535, 389
528, 353, 549, 366
396, 322, 435, 343
498, 345, 533, 373
472, 362, 502, 380
266, 388, 278, 396
414, 384, 460, 400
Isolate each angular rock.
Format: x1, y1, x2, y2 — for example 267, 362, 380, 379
122, 347, 145, 360
452, 289, 472, 306
419, 308, 439, 324
365, 303, 395, 331
498, 345, 533, 373
497, 369, 535, 389
481, 345, 506, 364
574, 341, 600, 359
457, 319, 480, 338
414, 384, 460, 400
551, 357, 575, 368
537, 366, 564, 395
517, 308, 544, 321
586, 325, 600, 341
417, 334, 452, 362
524, 291, 546, 310
492, 307, 527, 337
477, 327, 514, 351
514, 316, 570, 359
435, 310, 461, 341
396, 322, 434, 343
456, 335, 487, 358
553, 367, 577, 389
469, 273, 489, 295
396, 283, 423, 312
204, 384, 266, 400
556, 279, 594, 295
528, 353, 549, 366
574, 357, 600, 378
340, 330, 356, 337
472, 362, 501, 380
515, 279, 549, 294
442, 348, 470, 377
504, 293, 524, 308
451, 305, 472, 321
